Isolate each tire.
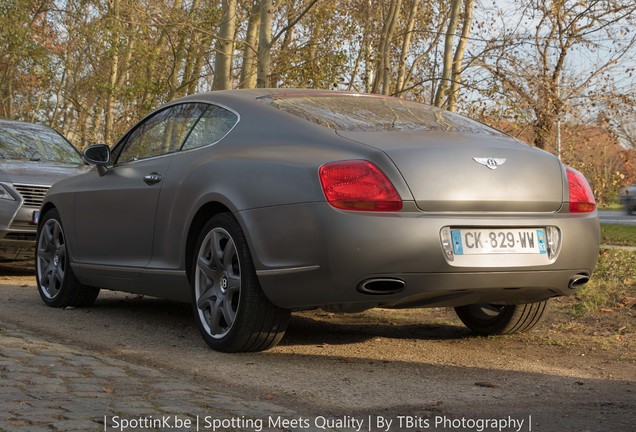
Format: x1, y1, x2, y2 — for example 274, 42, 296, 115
191, 213, 290, 352
35, 209, 100, 307
454, 301, 548, 335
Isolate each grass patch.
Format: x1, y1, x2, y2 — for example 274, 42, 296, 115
601, 224, 636, 247
598, 203, 623, 210
570, 249, 635, 316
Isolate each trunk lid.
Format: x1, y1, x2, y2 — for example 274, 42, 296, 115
337, 131, 564, 212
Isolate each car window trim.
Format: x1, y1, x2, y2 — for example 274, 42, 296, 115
111, 102, 240, 167
113, 103, 206, 164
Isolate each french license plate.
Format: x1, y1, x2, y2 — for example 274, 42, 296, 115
451, 228, 547, 255
32, 210, 40, 224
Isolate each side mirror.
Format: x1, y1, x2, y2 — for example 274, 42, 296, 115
83, 144, 111, 176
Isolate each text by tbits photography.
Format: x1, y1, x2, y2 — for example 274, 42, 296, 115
104, 413, 534, 432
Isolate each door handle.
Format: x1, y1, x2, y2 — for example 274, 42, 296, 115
143, 173, 162, 185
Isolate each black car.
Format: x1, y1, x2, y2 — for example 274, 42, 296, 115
620, 183, 636, 215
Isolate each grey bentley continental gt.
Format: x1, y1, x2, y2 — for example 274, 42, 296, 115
35, 89, 600, 352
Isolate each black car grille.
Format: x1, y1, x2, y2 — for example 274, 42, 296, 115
4, 232, 37, 241
12, 184, 50, 208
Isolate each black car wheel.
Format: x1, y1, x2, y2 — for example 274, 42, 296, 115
35, 209, 100, 307
454, 301, 547, 335
192, 213, 290, 352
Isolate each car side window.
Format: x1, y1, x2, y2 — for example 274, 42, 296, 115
181, 105, 238, 151
116, 103, 206, 164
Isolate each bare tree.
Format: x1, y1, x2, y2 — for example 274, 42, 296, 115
474, 0, 636, 150
256, 0, 319, 88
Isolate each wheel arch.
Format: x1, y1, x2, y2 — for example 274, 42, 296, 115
39, 202, 57, 220
185, 201, 232, 285
37, 201, 80, 264
37, 202, 58, 249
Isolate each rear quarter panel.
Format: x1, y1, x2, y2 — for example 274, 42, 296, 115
148, 102, 404, 273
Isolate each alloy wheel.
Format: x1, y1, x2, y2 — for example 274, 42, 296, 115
36, 218, 67, 299
194, 227, 241, 339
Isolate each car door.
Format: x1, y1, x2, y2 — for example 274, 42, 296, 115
73, 103, 207, 269
148, 103, 240, 270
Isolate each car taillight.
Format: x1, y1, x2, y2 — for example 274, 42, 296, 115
319, 160, 403, 211
566, 166, 596, 213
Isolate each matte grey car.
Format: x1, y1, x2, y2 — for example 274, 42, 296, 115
0, 120, 85, 261
35, 89, 600, 352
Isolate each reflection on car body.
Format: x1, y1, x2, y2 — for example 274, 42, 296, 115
36, 89, 600, 352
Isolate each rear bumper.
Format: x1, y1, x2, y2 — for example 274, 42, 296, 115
238, 202, 600, 310
256, 267, 589, 311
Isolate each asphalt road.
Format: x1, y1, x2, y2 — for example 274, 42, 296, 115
1, 269, 634, 432
598, 210, 636, 225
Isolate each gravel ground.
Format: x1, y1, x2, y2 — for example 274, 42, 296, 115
0, 262, 634, 432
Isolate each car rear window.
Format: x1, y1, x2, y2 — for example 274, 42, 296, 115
260, 94, 505, 136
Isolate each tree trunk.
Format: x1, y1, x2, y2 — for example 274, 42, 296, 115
240, 0, 261, 89
363, 0, 374, 92
2, 59, 16, 118
381, 0, 402, 95
257, 0, 273, 88
104, 0, 121, 144
49, 66, 67, 128
372, 0, 401, 94
166, 0, 187, 100
533, 108, 554, 150
214, 0, 237, 90
396, 0, 419, 95
182, 0, 203, 94
447, 0, 474, 112
433, 0, 461, 108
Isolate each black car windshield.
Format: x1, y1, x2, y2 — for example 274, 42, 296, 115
261, 94, 505, 136
0, 123, 82, 164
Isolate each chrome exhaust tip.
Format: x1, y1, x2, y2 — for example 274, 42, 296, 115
357, 278, 406, 295
568, 274, 590, 289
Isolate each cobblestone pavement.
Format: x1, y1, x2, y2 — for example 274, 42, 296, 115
0, 320, 325, 432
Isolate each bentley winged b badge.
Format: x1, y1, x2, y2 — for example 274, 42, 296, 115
473, 157, 506, 170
